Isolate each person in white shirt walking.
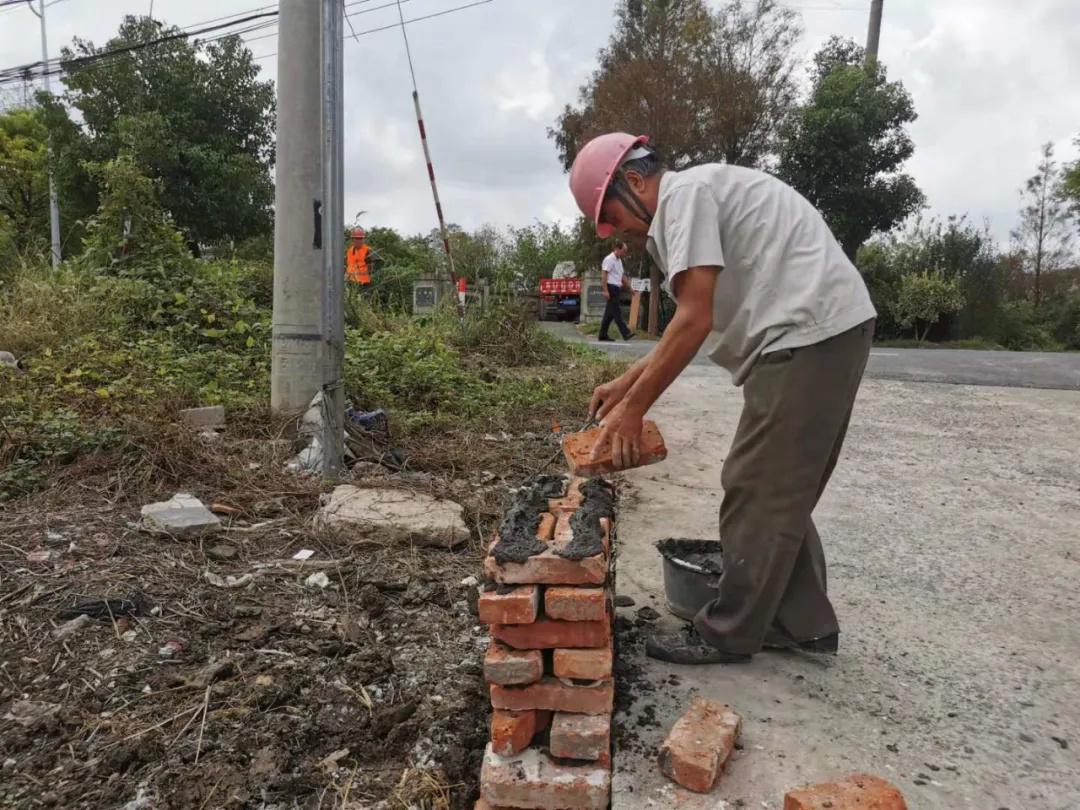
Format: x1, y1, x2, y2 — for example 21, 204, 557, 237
569, 133, 877, 665
599, 241, 634, 342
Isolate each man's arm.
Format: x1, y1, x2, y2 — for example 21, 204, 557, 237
590, 266, 718, 466
601, 267, 610, 297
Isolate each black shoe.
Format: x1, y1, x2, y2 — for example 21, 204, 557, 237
597, 335, 614, 342
645, 626, 751, 665
763, 626, 839, 655
622, 332, 635, 341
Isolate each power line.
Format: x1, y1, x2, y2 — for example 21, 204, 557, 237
0, 9, 280, 84
1, 0, 497, 77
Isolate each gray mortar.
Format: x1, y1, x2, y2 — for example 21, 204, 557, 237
490, 475, 568, 564
561, 478, 616, 561
656, 538, 724, 574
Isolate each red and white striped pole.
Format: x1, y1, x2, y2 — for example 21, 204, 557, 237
411, 89, 459, 290
395, 0, 464, 321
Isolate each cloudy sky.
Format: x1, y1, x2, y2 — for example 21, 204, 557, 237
2, 0, 1078, 245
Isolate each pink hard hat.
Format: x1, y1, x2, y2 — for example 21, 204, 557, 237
351, 228, 366, 239
569, 133, 649, 238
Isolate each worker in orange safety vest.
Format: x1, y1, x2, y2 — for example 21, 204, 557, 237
346, 228, 371, 285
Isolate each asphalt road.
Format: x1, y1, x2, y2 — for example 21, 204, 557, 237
539, 322, 1080, 390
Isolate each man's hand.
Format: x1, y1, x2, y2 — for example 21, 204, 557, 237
589, 374, 632, 421
590, 399, 644, 469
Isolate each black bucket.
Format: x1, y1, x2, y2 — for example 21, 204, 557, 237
657, 538, 724, 621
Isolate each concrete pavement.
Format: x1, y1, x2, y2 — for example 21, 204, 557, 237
539, 321, 1080, 390
609, 365, 1080, 808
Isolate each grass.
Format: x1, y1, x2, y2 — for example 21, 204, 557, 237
0, 262, 624, 502
874, 338, 1006, 350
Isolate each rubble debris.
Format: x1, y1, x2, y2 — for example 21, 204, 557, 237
58, 593, 151, 620
54, 614, 92, 640
179, 405, 226, 430
318, 485, 470, 548
140, 493, 222, 538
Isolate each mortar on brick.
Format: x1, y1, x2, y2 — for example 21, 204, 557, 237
559, 479, 614, 561
491, 475, 567, 564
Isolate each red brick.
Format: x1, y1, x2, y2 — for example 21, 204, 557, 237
484, 552, 607, 586
562, 420, 667, 476
536, 511, 556, 541
484, 641, 543, 685
545, 587, 606, 622
480, 744, 610, 809
491, 618, 609, 650
658, 698, 741, 793
479, 585, 540, 625
491, 709, 550, 756
550, 713, 610, 761
784, 774, 907, 810
490, 677, 614, 715
548, 494, 583, 515
553, 513, 611, 556
553, 646, 613, 681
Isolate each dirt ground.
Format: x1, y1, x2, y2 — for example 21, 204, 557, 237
0, 414, 581, 810
610, 368, 1080, 809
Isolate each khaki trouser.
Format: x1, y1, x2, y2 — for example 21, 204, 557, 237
694, 319, 874, 655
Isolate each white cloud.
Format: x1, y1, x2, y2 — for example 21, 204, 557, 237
3, 0, 1078, 245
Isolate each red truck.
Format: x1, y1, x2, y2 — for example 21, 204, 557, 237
537, 262, 581, 321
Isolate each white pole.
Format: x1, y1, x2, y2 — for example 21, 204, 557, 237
38, 0, 62, 269
320, 0, 345, 478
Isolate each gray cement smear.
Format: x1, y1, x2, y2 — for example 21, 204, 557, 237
563, 478, 616, 560
612, 368, 1080, 809
656, 538, 724, 574
491, 474, 568, 563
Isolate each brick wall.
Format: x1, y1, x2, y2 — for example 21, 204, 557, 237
477, 475, 614, 810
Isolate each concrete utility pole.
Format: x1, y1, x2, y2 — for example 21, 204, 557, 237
865, 0, 883, 64
319, 0, 345, 477
272, 1, 323, 416
31, 0, 62, 269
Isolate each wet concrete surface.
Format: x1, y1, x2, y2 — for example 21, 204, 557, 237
610, 364, 1080, 809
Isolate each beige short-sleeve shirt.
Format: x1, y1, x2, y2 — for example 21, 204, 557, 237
646, 164, 876, 385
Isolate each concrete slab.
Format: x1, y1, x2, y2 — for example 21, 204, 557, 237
318, 485, 470, 548
140, 493, 221, 537
611, 366, 1080, 808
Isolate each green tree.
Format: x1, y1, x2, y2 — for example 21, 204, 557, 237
0, 108, 49, 256
891, 271, 965, 342
550, 0, 801, 171
778, 37, 924, 259
504, 222, 578, 289
79, 153, 193, 280
1010, 142, 1074, 311
1064, 135, 1080, 216
60, 16, 275, 248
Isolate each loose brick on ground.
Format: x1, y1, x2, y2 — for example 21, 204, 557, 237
484, 641, 543, 685
550, 713, 610, 761
478, 584, 540, 625
784, 774, 908, 809
490, 617, 609, 650
490, 677, 614, 715
545, 586, 607, 622
480, 744, 610, 810
658, 697, 741, 793
553, 645, 613, 681
562, 420, 667, 476
490, 709, 550, 757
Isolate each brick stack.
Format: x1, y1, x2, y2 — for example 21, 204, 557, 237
478, 475, 615, 810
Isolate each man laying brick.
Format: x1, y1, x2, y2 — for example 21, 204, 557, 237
568, 133, 876, 665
